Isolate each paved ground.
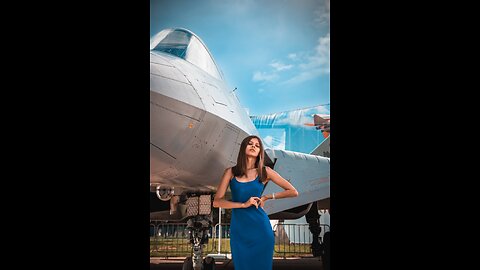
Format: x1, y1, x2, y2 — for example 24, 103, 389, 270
150, 256, 324, 269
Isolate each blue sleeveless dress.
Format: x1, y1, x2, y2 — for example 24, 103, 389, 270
229, 176, 274, 270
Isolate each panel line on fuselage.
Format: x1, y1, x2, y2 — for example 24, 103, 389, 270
150, 99, 203, 122
150, 72, 192, 86
150, 142, 177, 160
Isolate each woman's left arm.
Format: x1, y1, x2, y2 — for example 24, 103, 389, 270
260, 167, 298, 206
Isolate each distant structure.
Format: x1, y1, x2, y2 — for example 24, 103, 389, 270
250, 104, 330, 154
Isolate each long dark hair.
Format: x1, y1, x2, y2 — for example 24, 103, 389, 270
232, 135, 267, 182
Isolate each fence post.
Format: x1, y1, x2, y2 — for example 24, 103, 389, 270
218, 208, 222, 254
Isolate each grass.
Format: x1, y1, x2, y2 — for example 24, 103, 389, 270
150, 237, 312, 258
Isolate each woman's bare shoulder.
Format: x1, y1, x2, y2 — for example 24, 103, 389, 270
265, 166, 275, 175
224, 167, 235, 181
224, 167, 234, 177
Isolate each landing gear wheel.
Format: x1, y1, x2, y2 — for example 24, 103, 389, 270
182, 256, 193, 270
203, 256, 216, 270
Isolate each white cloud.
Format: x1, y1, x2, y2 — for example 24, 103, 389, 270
253, 18, 329, 86
288, 53, 298, 61
314, 0, 330, 28
258, 88, 265, 93
277, 1, 329, 85
252, 61, 293, 84
302, 34, 330, 69
252, 71, 278, 82
282, 33, 330, 85
282, 68, 328, 85
270, 60, 293, 71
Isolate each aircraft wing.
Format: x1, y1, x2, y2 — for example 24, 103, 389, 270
310, 135, 330, 157
262, 148, 330, 215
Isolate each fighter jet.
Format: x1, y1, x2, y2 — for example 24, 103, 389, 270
304, 113, 330, 138
150, 28, 330, 269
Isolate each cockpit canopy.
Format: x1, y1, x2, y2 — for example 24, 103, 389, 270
150, 28, 223, 80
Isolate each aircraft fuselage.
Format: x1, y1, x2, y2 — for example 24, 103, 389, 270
150, 51, 257, 193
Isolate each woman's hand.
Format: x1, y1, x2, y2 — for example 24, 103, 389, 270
243, 197, 261, 208
259, 196, 268, 208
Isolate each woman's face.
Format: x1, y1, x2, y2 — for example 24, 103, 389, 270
245, 137, 261, 157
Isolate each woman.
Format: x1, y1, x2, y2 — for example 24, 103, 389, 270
213, 135, 298, 270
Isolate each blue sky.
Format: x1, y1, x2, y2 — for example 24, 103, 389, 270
150, 0, 330, 116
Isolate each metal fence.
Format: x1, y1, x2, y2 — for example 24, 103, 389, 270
150, 221, 329, 258
272, 222, 330, 258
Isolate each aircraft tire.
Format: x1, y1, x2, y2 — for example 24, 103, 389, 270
203, 256, 216, 270
182, 256, 193, 270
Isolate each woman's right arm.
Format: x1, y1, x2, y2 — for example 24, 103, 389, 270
213, 168, 259, 209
